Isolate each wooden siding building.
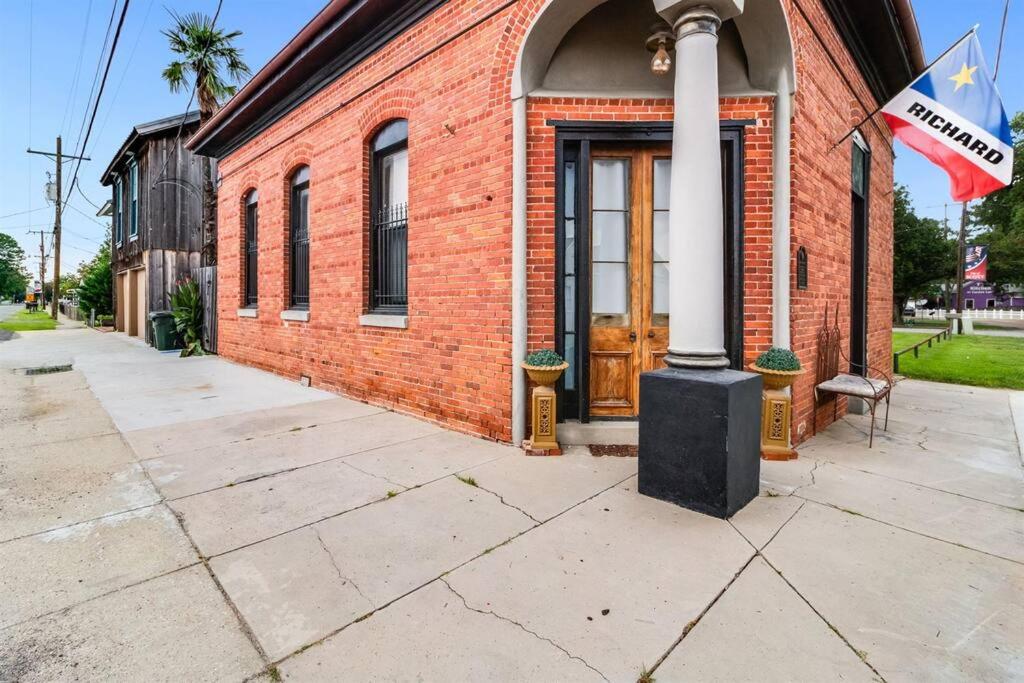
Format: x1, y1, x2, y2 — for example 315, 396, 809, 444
101, 112, 208, 341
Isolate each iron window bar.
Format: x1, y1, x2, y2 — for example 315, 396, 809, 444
371, 202, 408, 312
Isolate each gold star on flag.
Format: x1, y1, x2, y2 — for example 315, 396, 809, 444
949, 62, 978, 91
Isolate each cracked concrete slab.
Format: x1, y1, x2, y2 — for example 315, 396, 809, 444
445, 483, 754, 682
0, 454, 160, 542
655, 557, 876, 681
210, 526, 373, 661
124, 397, 382, 460
341, 430, 515, 489
799, 429, 1023, 510
0, 505, 197, 628
460, 447, 637, 522
0, 566, 264, 682
144, 411, 441, 499
170, 457, 397, 557
279, 581, 605, 681
795, 463, 1024, 563
211, 476, 534, 660
729, 494, 805, 550
764, 502, 1024, 681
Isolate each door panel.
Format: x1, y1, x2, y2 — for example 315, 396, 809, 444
589, 146, 671, 417
589, 153, 638, 416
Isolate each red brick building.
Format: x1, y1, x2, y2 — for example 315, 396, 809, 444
189, 0, 924, 446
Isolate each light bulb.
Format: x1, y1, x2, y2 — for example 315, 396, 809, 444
651, 39, 672, 75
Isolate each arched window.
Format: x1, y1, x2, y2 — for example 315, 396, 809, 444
370, 120, 408, 313
244, 190, 259, 307
289, 167, 310, 309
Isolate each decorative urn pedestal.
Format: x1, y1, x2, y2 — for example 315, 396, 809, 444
748, 365, 806, 461
521, 361, 568, 456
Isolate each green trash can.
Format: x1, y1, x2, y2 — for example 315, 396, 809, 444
149, 311, 179, 351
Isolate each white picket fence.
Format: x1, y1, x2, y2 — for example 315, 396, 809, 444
912, 308, 1024, 321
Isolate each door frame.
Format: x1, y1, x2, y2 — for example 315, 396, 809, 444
551, 120, 751, 422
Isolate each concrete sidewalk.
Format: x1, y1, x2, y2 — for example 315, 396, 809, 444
1, 329, 1022, 682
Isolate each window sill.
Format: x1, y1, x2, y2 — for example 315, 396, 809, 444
359, 313, 408, 329
280, 309, 310, 322
237, 308, 257, 319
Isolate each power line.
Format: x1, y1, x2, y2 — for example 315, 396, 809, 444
60, 0, 95, 140
68, 0, 118, 164
0, 206, 48, 220
64, 0, 132, 209
93, 0, 156, 148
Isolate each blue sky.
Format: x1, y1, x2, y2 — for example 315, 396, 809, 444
0, 0, 1019, 279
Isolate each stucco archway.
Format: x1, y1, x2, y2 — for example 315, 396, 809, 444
508, 0, 798, 444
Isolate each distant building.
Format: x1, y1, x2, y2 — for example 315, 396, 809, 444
952, 281, 1024, 310
101, 112, 208, 341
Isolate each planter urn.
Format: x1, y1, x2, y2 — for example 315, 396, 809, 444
748, 364, 806, 461
521, 361, 568, 454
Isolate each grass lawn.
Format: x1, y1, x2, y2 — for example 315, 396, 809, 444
0, 310, 58, 332
892, 331, 1024, 390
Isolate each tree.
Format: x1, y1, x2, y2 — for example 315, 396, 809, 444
0, 232, 30, 301
972, 112, 1024, 289
162, 11, 250, 266
893, 185, 955, 324
77, 236, 112, 318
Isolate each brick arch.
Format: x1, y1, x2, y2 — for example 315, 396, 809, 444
488, 0, 545, 108
236, 183, 260, 308
357, 88, 417, 141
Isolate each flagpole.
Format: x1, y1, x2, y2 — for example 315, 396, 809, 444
830, 25, 979, 151
955, 1, 1010, 330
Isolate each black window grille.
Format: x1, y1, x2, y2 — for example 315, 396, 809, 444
244, 191, 258, 306
290, 169, 310, 309
372, 202, 408, 311
370, 120, 409, 313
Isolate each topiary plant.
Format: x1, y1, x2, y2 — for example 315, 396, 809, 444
524, 348, 565, 367
754, 347, 801, 371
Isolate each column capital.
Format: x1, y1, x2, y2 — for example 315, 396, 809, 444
653, 0, 743, 28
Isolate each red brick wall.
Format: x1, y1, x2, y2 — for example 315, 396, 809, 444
523, 97, 776, 365
213, 0, 894, 445
784, 0, 895, 443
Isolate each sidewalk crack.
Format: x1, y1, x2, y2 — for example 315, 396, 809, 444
790, 460, 822, 496
470, 481, 542, 525
314, 528, 373, 609
440, 578, 608, 682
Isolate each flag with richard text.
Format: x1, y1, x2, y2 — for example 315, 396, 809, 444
882, 33, 1012, 201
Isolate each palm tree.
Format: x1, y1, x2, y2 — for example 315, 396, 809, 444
162, 11, 250, 121
161, 11, 250, 264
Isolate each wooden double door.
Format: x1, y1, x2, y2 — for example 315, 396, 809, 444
589, 145, 672, 417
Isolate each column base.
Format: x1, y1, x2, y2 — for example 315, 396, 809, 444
638, 367, 762, 519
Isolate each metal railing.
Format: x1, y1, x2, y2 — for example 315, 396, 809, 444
893, 325, 950, 373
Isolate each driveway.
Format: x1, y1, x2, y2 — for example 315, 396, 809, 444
2, 328, 1022, 682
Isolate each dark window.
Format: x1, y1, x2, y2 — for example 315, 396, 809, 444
850, 133, 870, 375
796, 246, 808, 290
290, 167, 310, 309
114, 178, 123, 244
244, 190, 258, 307
128, 161, 139, 238
370, 120, 409, 313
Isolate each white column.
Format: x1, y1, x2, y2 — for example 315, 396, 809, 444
772, 67, 792, 350
664, 6, 729, 368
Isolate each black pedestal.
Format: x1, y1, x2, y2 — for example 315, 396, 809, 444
638, 367, 762, 519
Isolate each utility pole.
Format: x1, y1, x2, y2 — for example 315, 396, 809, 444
52, 136, 62, 319
955, 201, 969, 332
27, 137, 88, 320
26, 229, 48, 310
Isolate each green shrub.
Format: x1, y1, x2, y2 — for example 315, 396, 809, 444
755, 347, 801, 371
525, 348, 564, 367
170, 277, 205, 357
